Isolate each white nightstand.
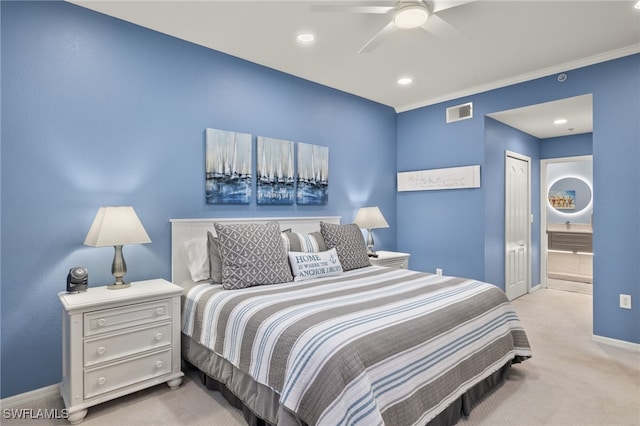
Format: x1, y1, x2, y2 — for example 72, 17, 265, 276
369, 250, 411, 269
58, 279, 184, 424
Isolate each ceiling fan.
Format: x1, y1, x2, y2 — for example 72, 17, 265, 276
311, 0, 474, 53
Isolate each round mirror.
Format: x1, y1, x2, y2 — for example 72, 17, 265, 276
548, 177, 592, 213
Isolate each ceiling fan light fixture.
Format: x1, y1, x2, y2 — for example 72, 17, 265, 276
393, 4, 429, 29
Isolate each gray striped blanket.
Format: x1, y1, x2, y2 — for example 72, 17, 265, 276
182, 266, 531, 426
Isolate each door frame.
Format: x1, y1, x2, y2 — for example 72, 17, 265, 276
539, 155, 593, 289
505, 150, 531, 300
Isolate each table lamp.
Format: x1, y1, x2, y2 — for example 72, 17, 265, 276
84, 206, 151, 289
354, 206, 389, 257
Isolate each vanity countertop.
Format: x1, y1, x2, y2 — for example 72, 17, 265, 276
547, 223, 592, 233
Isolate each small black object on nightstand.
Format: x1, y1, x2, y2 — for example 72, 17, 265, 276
67, 267, 88, 293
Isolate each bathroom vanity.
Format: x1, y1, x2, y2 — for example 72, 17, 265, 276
547, 223, 593, 283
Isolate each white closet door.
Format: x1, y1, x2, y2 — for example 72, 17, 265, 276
505, 151, 530, 300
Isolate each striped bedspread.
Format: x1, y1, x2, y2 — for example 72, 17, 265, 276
182, 266, 531, 426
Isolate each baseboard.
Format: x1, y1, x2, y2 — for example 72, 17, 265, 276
0, 384, 60, 409
529, 283, 542, 293
592, 334, 640, 352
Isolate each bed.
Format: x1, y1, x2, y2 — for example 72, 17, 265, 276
171, 216, 531, 426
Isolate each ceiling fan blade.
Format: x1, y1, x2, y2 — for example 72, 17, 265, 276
430, 0, 475, 13
311, 4, 394, 15
358, 21, 397, 54
421, 14, 469, 41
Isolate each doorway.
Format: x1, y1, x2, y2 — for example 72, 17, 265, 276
488, 94, 593, 295
541, 155, 594, 294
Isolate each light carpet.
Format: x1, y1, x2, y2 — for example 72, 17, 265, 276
3, 288, 638, 425
547, 278, 593, 295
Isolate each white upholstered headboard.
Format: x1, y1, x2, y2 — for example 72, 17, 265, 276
170, 216, 341, 285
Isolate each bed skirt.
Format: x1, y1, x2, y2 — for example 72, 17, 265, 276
183, 334, 513, 426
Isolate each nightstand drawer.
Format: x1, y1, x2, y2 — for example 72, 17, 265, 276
373, 257, 409, 269
84, 322, 172, 367
369, 251, 410, 269
84, 348, 172, 399
84, 299, 171, 337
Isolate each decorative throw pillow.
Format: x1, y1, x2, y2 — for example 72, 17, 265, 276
288, 248, 343, 281
320, 222, 371, 271
281, 231, 327, 253
214, 222, 293, 290
183, 237, 210, 282
207, 231, 223, 284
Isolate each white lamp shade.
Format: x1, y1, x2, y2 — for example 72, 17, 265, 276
84, 206, 151, 247
354, 207, 389, 230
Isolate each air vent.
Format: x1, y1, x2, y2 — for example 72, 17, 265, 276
446, 102, 473, 123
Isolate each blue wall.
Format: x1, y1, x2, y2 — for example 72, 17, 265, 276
540, 132, 593, 159
483, 118, 541, 289
397, 55, 639, 346
397, 101, 485, 280
0, 1, 397, 398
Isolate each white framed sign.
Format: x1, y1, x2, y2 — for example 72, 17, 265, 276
398, 165, 481, 192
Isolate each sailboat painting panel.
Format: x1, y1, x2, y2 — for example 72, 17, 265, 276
257, 136, 295, 205
205, 128, 252, 204
297, 142, 328, 205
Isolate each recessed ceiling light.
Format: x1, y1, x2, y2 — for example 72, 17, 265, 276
398, 77, 413, 86
554, 118, 568, 125
296, 33, 315, 45
635, 1, 640, 9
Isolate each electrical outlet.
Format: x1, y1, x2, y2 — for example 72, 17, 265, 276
436, 268, 443, 276
619, 294, 632, 310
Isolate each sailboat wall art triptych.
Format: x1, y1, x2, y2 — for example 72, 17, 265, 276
205, 128, 328, 206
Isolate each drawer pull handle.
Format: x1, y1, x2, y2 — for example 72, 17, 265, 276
155, 308, 164, 316
155, 333, 163, 341
97, 377, 107, 386
97, 319, 106, 327
155, 361, 163, 369
97, 346, 106, 355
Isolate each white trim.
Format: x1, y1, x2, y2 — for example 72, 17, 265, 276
169, 216, 339, 224
396, 45, 640, 113
592, 335, 640, 352
0, 384, 60, 409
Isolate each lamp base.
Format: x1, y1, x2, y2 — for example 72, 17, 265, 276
109, 245, 130, 290
107, 282, 130, 290
366, 230, 378, 257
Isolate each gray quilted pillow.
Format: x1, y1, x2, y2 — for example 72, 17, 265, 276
320, 222, 371, 271
214, 222, 293, 290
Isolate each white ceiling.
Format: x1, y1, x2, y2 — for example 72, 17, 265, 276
69, 0, 639, 138
488, 93, 593, 139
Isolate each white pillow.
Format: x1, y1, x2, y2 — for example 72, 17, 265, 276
183, 237, 210, 282
288, 248, 343, 282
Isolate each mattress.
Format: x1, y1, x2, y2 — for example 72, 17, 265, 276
181, 266, 531, 425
